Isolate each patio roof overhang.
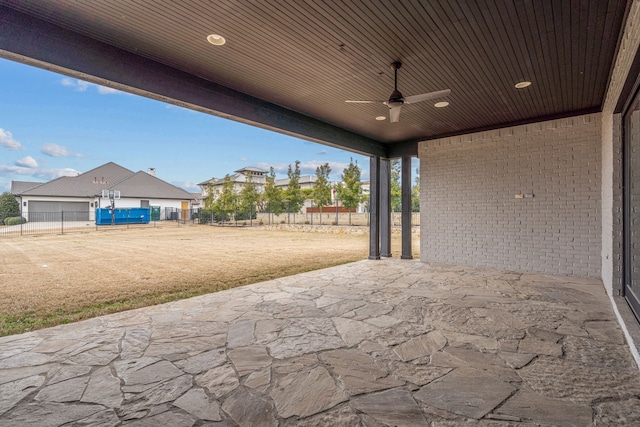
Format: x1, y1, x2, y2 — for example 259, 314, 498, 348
0, 0, 630, 158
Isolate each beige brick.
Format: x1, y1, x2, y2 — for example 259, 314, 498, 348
419, 113, 601, 278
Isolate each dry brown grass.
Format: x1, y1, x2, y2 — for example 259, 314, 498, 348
0, 225, 416, 336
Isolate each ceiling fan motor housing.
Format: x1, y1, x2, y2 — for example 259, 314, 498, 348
389, 89, 404, 104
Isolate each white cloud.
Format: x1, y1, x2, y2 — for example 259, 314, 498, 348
0, 164, 79, 180
0, 128, 24, 150
15, 156, 38, 168
41, 143, 83, 158
172, 181, 200, 192
298, 160, 350, 177
0, 165, 33, 175
97, 85, 121, 95
61, 78, 89, 92
61, 78, 121, 95
255, 162, 286, 174
35, 168, 80, 180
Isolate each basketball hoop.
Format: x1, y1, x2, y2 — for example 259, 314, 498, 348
101, 190, 120, 200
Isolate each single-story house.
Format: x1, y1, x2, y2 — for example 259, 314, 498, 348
11, 162, 194, 221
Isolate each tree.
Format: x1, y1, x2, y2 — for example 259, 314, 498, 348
0, 192, 20, 224
239, 172, 259, 218
284, 161, 305, 215
412, 166, 420, 212
263, 167, 284, 216
335, 158, 362, 224
390, 159, 402, 212
215, 174, 238, 221
312, 163, 332, 224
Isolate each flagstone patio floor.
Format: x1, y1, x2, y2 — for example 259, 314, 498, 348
1, 259, 640, 426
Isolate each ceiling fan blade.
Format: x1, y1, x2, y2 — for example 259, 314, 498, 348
403, 89, 451, 104
346, 100, 385, 104
389, 106, 402, 123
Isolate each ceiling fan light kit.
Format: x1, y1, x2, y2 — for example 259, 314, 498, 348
346, 61, 451, 123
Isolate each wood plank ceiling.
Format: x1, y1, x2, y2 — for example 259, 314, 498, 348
0, 0, 629, 156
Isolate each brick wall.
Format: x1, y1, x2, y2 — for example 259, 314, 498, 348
419, 113, 602, 278
601, 0, 640, 294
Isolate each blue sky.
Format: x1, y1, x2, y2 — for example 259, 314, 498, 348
0, 57, 379, 193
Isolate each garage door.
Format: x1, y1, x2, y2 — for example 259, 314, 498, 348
28, 201, 90, 222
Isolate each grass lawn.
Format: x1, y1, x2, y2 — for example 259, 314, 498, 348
0, 225, 417, 336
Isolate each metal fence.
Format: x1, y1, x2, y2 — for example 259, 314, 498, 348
1, 204, 420, 237
0, 211, 166, 237
190, 201, 420, 227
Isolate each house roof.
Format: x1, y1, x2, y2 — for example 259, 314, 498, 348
199, 166, 269, 187
275, 175, 317, 187
114, 171, 193, 200
17, 162, 193, 200
0, 1, 629, 158
198, 178, 216, 187
10, 181, 43, 194
20, 162, 135, 197
235, 166, 268, 175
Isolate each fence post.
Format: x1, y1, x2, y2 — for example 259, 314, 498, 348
335, 194, 338, 226
61, 211, 64, 235
287, 200, 290, 225
311, 201, 314, 225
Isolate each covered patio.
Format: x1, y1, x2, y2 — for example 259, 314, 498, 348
3, 1, 640, 424
1, 260, 639, 425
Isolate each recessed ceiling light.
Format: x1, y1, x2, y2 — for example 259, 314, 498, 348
207, 34, 226, 46
375, 116, 386, 121
434, 101, 449, 108
515, 81, 531, 89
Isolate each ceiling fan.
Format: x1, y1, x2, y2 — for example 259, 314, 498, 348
346, 61, 451, 123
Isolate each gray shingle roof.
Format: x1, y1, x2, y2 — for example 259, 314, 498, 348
235, 166, 267, 174
275, 175, 317, 186
115, 171, 193, 199
17, 162, 192, 200
10, 181, 43, 194
198, 177, 216, 186
21, 162, 135, 197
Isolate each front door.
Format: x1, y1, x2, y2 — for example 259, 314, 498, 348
181, 201, 189, 220
624, 90, 640, 318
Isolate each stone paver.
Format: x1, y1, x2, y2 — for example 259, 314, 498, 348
0, 259, 639, 426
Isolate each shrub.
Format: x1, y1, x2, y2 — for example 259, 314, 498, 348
198, 208, 230, 224
235, 210, 257, 221
4, 216, 27, 225
0, 192, 19, 224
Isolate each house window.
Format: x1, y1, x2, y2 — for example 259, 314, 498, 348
624, 86, 640, 320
